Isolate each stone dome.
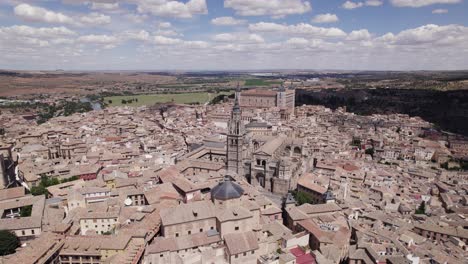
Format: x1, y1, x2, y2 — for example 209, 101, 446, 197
211, 178, 244, 201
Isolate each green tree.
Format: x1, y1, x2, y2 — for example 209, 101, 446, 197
293, 190, 312, 205
30, 185, 47, 196
20, 205, 32, 217
365, 148, 375, 158
30, 176, 63, 196
108, 100, 112, 104
0, 230, 20, 256
415, 201, 426, 215
60, 176, 79, 183
48, 177, 60, 186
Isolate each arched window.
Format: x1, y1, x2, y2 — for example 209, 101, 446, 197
294, 147, 301, 154
254, 141, 259, 149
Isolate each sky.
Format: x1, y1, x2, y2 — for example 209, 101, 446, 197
0, 0, 467, 71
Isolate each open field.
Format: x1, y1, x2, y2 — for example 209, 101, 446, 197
104, 92, 232, 107
244, 79, 282, 86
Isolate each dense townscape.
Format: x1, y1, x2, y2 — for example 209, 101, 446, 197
0, 82, 467, 264
1, 0, 468, 262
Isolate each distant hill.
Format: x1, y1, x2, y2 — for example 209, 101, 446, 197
296, 88, 468, 136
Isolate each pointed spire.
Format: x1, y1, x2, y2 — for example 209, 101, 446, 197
233, 82, 241, 111
323, 178, 335, 202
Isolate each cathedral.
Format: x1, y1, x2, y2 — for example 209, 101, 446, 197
184, 84, 306, 195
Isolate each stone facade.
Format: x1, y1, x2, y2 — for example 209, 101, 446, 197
240, 86, 295, 116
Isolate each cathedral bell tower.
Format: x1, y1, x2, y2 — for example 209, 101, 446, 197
226, 84, 244, 175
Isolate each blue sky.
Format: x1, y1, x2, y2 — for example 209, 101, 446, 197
0, 0, 467, 70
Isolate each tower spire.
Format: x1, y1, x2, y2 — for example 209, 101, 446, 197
323, 178, 335, 203
233, 82, 241, 111
227, 82, 244, 175
279, 82, 285, 92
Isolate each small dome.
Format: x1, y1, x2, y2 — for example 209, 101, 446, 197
211, 178, 244, 201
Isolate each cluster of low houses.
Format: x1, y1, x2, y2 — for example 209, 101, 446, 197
0, 94, 467, 264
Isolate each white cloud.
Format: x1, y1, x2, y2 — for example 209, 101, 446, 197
249, 22, 286, 32
0, 25, 76, 38
347, 29, 372, 40
213, 33, 264, 44
249, 22, 347, 38
365, 0, 384, 6
134, 0, 208, 18
212, 33, 237, 41
120, 30, 150, 41
78, 34, 118, 45
211, 16, 247, 26
375, 24, 468, 47
432, 8, 448, 13
0, 25, 77, 55
342, 1, 364, 9
156, 29, 181, 37
390, 0, 461, 7
401, 24, 467, 45
286, 37, 309, 46
183, 40, 209, 49
14, 3, 111, 27
2, 16, 468, 71
284, 38, 332, 50
224, 0, 311, 18
79, 12, 111, 26
342, 0, 383, 9
158, 22, 172, 28
14, 3, 75, 25
50, 38, 75, 45
153, 35, 183, 45
124, 14, 148, 23
155, 22, 181, 37
90, 2, 119, 12
312, 13, 339, 24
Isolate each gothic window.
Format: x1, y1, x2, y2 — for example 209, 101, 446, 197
254, 141, 259, 149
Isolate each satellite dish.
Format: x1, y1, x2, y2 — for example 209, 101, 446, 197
124, 198, 133, 206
